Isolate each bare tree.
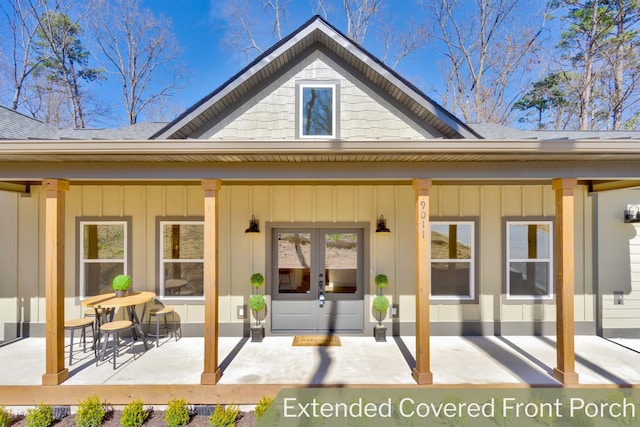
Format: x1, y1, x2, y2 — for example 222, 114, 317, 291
90, 0, 185, 125
420, 0, 547, 124
220, 0, 422, 70
341, 0, 380, 44
0, 0, 58, 111
378, 19, 428, 70
221, 0, 291, 60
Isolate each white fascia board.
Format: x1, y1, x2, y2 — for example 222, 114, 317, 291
4, 139, 640, 156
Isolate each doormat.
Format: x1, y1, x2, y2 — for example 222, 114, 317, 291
292, 335, 341, 346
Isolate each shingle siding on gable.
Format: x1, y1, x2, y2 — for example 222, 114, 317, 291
199, 51, 442, 141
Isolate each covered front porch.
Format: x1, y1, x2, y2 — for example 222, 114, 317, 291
1, 335, 640, 405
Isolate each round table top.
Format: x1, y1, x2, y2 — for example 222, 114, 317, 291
81, 291, 156, 308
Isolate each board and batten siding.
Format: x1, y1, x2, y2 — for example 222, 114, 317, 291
0, 182, 594, 338
197, 50, 443, 140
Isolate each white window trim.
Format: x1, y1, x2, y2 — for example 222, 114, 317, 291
506, 220, 554, 300
79, 220, 128, 299
298, 83, 337, 139
159, 220, 204, 300
430, 220, 475, 300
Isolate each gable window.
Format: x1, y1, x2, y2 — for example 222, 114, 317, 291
78, 219, 130, 298
159, 220, 204, 298
298, 83, 337, 138
506, 221, 553, 298
430, 221, 475, 299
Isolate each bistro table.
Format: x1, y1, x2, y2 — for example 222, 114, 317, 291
81, 291, 156, 351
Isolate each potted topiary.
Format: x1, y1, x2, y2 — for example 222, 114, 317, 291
112, 274, 132, 297
373, 274, 389, 341
249, 273, 266, 342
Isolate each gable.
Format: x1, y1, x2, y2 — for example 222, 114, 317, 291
192, 49, 444, 141
153, 16, 480, 141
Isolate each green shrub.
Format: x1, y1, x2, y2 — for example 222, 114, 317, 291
374, 274, 389, 288
164, 398, 190, 427
254, 396, 273, 420
208, 404, 239, 427
120, 398, 149, 427
250, 273, 265, 287
248, 294, 266, 311
75, 394, 106, 427
373, 295, 390, 312
0, 406, 13, 427
25, 403, 54, 427
112, 274, 132, 291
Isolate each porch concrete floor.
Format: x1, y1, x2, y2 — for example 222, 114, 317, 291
1, 335, 640, 386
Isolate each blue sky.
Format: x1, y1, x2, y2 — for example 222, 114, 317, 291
0, 0, 553, 127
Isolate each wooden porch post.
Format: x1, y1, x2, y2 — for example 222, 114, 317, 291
41, 179, 69, 386
201, 179, 222, 384
552, 178, 579, 385
412, 178, 433, 384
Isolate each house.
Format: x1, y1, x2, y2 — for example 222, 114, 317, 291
1, 15, 640, 389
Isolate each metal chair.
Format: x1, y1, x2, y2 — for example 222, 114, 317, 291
97, 320, 135, 369
64, 318, 95, 365
147, 299, 179, 346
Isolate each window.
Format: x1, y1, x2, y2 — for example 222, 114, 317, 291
159, 220, 204, 298
299, 83, 336, 138
430, 221, 475, 299
78, 219, 129, 297
506, 221, 553, 298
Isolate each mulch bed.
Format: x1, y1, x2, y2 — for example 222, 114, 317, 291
9, 410, 256, 426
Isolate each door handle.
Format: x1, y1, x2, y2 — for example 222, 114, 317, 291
319, 293, 325, 307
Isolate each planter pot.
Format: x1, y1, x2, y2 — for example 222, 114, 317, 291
374, 324, 387, 342
115, 290, 128, 297
251, 326, 264, 342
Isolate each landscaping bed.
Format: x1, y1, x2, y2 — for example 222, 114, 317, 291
8, 409, 256, 426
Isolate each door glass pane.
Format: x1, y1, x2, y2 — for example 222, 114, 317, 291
277, 232, 311, 294
324, 232, 358, 294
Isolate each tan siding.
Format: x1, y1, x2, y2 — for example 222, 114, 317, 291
0, 192, 18, 339
81, 186, 101, 216
523, 186, 544, 216
5, 182, 595, 334
501, 187, 522, 217
293, 186, 313, 221
315, 186, 334, 222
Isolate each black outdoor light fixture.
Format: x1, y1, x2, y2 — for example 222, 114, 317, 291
375, 215, 391, 233
624, 205, 640, 223
245, 215, 260, 233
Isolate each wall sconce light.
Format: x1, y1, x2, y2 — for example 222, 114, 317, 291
245, 215, 260, 233
624, 205, 640, 223
375, 215, 391, 233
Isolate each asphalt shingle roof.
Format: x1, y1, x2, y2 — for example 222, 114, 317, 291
0, 106, 166, 140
